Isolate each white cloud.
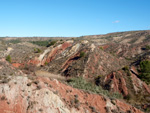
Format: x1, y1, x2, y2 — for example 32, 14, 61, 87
112, 20, 120, 23
147, 26, 150, 29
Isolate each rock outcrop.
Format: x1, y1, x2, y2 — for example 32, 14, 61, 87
102, 69, 150, 111
0, 59, 144, 113
1, 30, 150, 112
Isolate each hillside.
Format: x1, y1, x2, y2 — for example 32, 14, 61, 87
0, 30, 150, 113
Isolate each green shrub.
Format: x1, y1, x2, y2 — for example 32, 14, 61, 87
6, 55, 11, 63
139, 73, 150, 84
67, 77, 123, 99
37, 48, 41, 53
145, 108, 150, 112
122, 66, 131, 76
145, 45, 150, 50
34, 48, 41, 53
124, 94, 131, 100
139, 60, 150, 84
99, 46, 104, 50
45, 61, 48, 65
80, 51, 85, 58
74, 97, 79, 104
95, 75, 103, 86
140, 60, 150, 73
122, 66, 129, 71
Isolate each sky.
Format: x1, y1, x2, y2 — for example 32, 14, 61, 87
0, 0, 150, 37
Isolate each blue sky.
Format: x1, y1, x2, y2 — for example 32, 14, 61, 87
0, 0, 150, 37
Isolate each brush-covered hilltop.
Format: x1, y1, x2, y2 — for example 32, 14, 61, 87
0, 30, 150, 113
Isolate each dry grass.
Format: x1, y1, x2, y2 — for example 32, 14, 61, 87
35, 70, 66, 81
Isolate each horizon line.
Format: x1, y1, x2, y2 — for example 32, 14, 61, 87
0, 29, 149, 38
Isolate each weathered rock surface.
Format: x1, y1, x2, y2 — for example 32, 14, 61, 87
36, 41, 127, 78
1, 30, 150, 112
102, 69, 150, 111
0, 59, 144, 113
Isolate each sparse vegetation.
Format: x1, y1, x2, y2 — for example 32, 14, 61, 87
6, 55, 11, 63
6, 39, 21, 44
30, 40, 50, 46
67, 77, 123, 99
47, 40, 57, 47
1, 31, 150, 112
69, 94, 80, 109
145, 45, 150, 50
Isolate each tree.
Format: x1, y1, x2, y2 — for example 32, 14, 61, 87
139, 60, 150, 84
140, 60, 150, 73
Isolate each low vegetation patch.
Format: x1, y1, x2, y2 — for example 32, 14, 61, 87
46, 40, 57, 47
30, 40, 57, 47
30, 40, 50, 46
6, 39, 21, 44
67, 77, 123, 99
